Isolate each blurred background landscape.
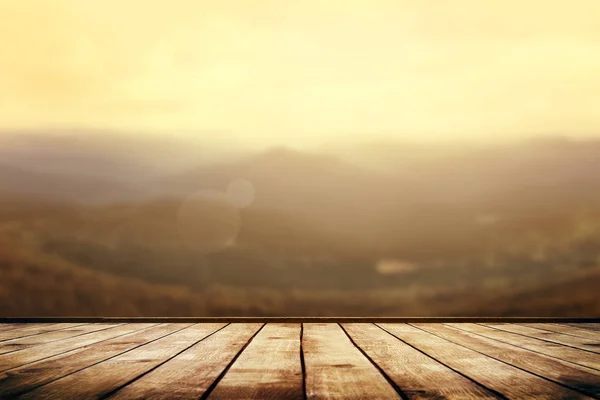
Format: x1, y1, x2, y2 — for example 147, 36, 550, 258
1, 132, 599, 316
1, 1, 599, 316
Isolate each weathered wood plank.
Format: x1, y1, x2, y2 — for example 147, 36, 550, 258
0, 323, 125, 372
0, 323, 160, 398
416, 323, 600, 398
207, 323, 302, 400
0, 322, 598, 399
108, 323, 262, 400
342, 323, 499, 399
484, 323, 600, 354
0, 323, 37, 333
522, 323, 600, 341
446, 323, 600, 371
569, 323, 600, 333
303, 323, 401, 399
379, 323, 591, 399
19, 323, 225, 400
0, 323, 83, 342
0, 323, 124, 355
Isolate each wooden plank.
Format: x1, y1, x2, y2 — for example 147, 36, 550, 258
415, 323, 600, 398
207, 323, 302, 400
484, 323, 600, 354
342, 323, 499, 399
379, 323, 591, 399
108, 323, 262, 400
303, 323, 401, 399
19, 323, 226, 400
0, 323, 160, 398
569, 323, 600, 333
446, 323, 600, 371
0, 323, 123, 355
0, 323, 36, 333
522, 323, 600, 341
0, 323, 82, 342
0, 323, 125, 372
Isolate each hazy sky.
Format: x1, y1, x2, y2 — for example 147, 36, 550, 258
1, 0, 599, 147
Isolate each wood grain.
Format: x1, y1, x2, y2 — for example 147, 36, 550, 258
0, 323, 39, 333
0, 323, 125, 356
342, 323, 498, 399
0, 322, 597, 399
19, 323, 224, 400
416, 323, 600, 398
0, 323, 83, 342
484, 323, 600, 354
303, 323, 401, 399
520, 323, 600, 341
0, 323, 125, 372
569, 324, 600, 333
0, 323, 159, 398
379, 323, 592, 399
108, 323, 262, 400
207, 323, 303, 400
446, 323, 600, 370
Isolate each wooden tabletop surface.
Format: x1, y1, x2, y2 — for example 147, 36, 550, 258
0, 320, 598, 399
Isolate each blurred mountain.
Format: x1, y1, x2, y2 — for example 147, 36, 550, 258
0, 129, 245, 182
159, 146, 407, 241
0, 162, 145, 204
2, 133, 600, 316
0, 129, 250, 203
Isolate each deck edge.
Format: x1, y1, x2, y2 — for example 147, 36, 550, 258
1, 317, 599, 323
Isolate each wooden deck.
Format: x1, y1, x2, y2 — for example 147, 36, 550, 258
0, 320, 598, 399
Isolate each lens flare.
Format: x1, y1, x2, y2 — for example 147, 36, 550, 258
226, 178, 255, 208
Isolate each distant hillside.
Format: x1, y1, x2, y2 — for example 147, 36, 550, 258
159, 147, 408, 237
0, 129, 244, 181
0, 236, 209, 316
2, 232, 598, 317
162, 146, 376, 193
4, 133, 600, 208
2, 133, 600, 317
473, 268, 600, 317
1, 191, 599, 317
0, 162, 143, 204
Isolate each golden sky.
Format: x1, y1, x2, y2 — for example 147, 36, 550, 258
1, 0, 599, 146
